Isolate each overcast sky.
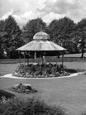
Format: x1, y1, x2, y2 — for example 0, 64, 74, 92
0, 0, 86, 27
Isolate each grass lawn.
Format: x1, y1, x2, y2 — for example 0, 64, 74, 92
1, 74, 86, 115
1, 55, 86, 115
0, 63, 18, 76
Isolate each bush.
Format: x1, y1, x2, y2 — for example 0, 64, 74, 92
66, 69, 77, 73
0, 98, 65, 115
82, 113, 86, 115
0, 89, 15, 100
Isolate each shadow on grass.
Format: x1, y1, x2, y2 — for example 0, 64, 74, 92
0, 89, 15, 100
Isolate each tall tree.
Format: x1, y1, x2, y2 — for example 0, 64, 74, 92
0, 20, 6, 58
48, 17, 77, 52
77, 19, 86, 58
0, 34, 3, 58
0, 20, 5, 31
22, 18, 47, 43
1, 15, 24, 58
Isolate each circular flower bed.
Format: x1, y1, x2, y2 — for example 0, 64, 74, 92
12, 63, 80, 78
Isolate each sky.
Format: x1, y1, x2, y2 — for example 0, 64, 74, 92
0, 0, 86, 28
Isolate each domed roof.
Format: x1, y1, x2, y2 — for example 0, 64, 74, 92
33, 31, 50, 40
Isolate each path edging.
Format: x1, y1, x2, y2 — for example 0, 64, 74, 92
0, 72, 85, 79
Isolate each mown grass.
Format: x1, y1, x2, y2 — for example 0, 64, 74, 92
0, 57, 86, 64
1, 74, 86, 115
0, 63, 18, 76
1, 54, 86, 115
0, 53, 86, 64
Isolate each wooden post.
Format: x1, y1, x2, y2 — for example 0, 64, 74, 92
27, 52, 29, 65
24, 52, 26, 75
26, 51, 29, 65
42, 55, 43, 65
18, 51, 21, 65
41, 53, 43, 75
56, 55, 58, 66
62, 51, 64, 68
56, 55, 58, 71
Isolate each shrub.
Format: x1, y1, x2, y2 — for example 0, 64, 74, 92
30, 65, 37, 73
82, 113, 86, 115
66, 69, 77, 73
0, 89, 15, 100
0, 97, 65, 115
46, 68, 52, 75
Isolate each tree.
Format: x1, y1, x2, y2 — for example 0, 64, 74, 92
0, 35, 3, 58
77, 19, 86, 58
48, 17, 77, 52
0, 20, 5, 31
0, 20, 6, 58
22, 18, 47, 43
1, 15, 24, 58
68, 30, 80, 53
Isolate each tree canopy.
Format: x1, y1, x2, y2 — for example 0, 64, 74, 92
0, 15, 24, 58
77, 19, 86, 57
22, 18, 47, 43
48, 17, 78, 52
0, 15, 86, 58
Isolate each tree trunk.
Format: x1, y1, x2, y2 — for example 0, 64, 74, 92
81, 49, 84, 58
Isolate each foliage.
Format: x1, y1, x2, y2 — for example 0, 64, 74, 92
77, 19, 86, 57
0, 20, 7, 58
48, 17, 77, 52
0, 36, 3, 58
0, 16, 24, 58
0, 89, 15, 100
13, 63, 80, 78
1, 15, 86, 58
22, 18, 47, 43
0, 97, 65, 115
